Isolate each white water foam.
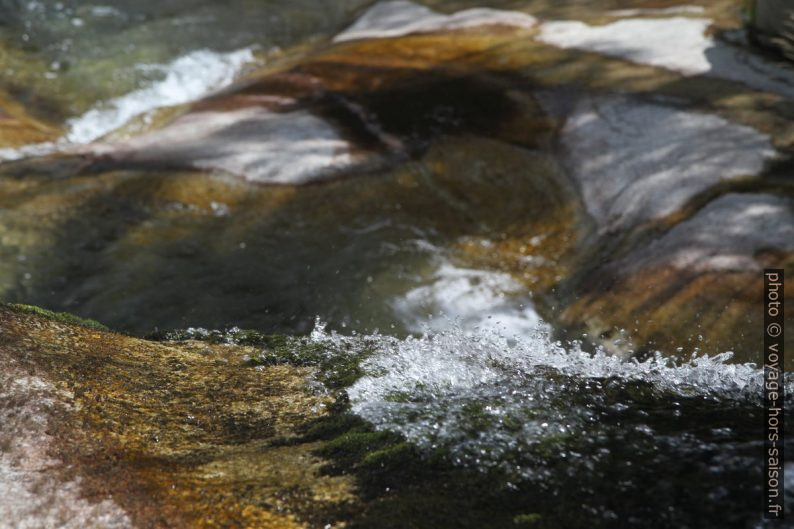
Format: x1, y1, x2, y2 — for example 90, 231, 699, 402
348, 252, 779, 472
345, 326, 770, 425
66, 47, 256, 144
538, 17, 794, 98
391, 259, 544, 336
306, 316, 787, 476
335, 0, 536, 42
0, 47, 258, 162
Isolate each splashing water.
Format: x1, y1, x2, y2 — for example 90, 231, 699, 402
338, 324, 768, 463
305, 317, 792, 524
391, 258, 544, 337
0, 47, 258, 161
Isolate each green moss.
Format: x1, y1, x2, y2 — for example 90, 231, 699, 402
501, 414, 524, 433
513, 513, 542, 526
361, 442, 418, 468
532, 432, 569, 460
460, 401, 495, 434
7, 303, 109, 331
254, 337, 373, 389
318, 430, 404, 468
149, 327, 375, 389
382, 391, 414, 403
301, 410, 370, 441
146, 327, 286, 348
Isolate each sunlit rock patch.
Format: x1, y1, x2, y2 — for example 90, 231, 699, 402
0, 363, 132, 529
93, 107, 358, 185
333, 0, 537, 42
558, 193, 794, 365
552, 93, 775, 232
537, 15, 794, 98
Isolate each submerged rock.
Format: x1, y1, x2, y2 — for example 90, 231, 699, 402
72, 1, 544, 184
0, 92, 58, 154
1, 0, 792, 367
0, 133, 577, 335
0, 2, 575, 335
558, 192, 794, 366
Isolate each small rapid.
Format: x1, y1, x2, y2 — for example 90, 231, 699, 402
66, 47, 257, 144
306, 317, 792, 525
0, 47, 259, 161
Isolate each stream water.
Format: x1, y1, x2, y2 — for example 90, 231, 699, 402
312, 320, 794, 528
1, 0, 793, 528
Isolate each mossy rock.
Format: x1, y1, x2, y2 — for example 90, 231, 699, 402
7, 302, 109, 331
0, 303, 354, 528
1, 304, 558, 528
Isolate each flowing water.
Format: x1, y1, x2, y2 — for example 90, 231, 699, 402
0, 0, 370, 119
311, 318, 794, 527
1, 0, 793, 527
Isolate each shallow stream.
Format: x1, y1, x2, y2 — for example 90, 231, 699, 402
1, 1, 792, 527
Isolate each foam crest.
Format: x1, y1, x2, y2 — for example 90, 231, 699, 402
391, 260, 544, 336
304, 321, 790, 478
66, 47, 257, 144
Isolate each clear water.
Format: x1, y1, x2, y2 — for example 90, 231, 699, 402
1, 1, 792, 527
0, 0, 371, 122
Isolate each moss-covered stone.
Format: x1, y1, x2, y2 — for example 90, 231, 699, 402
7, 302, 109, 331
296, 411, 550, 529
1, 304, 565, 528
513, 513, 542, 526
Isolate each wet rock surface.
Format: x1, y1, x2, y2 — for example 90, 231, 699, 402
558, 192, 794, 362
0, 304, 354, 528
2, 0, 788, 363
1, 302, 786, 529
0, 8, 575, 335
2, 0, 794, 526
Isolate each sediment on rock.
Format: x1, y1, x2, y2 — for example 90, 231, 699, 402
0, 304, 355, 528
